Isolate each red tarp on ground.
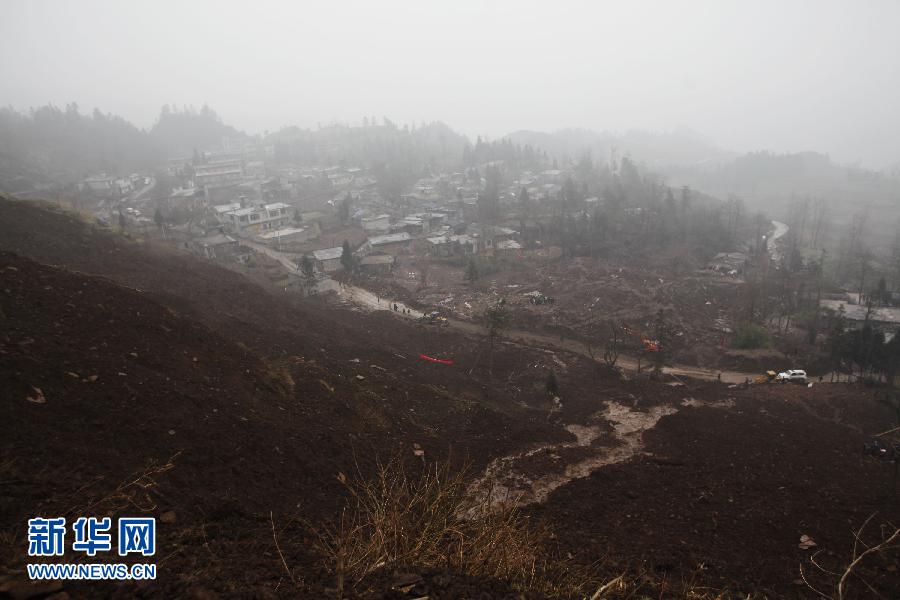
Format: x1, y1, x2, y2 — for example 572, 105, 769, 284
419, 354, 454, 365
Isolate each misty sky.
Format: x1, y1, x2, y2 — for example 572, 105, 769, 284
2, 0, 899, 167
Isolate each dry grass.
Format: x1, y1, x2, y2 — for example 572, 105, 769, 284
259, 357, 296, 398
307, 455, 752, 599
66, 452, 181, 517
313, 455, 599, 598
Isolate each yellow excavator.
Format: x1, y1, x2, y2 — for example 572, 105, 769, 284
754, 370, 779, 384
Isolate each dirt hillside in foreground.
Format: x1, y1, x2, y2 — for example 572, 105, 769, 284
1, 198, 897, 598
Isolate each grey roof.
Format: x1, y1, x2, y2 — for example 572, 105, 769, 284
195, 233, 236, 247
369, 232, 412, 245
312, 247, 344, 261
821, 300, 900, 324
258, 227, 307, 239
213, 202, 241, 214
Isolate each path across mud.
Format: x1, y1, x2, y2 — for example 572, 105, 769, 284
320, 277, 760, 384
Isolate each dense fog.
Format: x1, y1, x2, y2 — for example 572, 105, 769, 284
3, 0, 899, 167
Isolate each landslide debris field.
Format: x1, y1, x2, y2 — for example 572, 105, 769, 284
351, 251, 756, 370
1, 198, 898, 598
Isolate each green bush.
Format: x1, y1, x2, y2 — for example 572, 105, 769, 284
733, 323, 770, 349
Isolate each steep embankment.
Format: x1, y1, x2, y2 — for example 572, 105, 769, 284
0, 198, 573, 597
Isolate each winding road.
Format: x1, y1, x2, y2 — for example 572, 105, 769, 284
318, 276, 758, 384
242, 224, 797, 384
768, 220, 789, 262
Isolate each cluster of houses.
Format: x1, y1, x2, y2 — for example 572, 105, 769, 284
81, 173, 148, 198
103, 136, 577, 287
820, 292, 900, 342
192, 180, 529, 281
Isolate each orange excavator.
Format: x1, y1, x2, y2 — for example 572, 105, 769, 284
621, 326, 660, 353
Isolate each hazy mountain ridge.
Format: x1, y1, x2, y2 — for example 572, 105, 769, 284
663, 150, 900, 238
503, 127, 736, 169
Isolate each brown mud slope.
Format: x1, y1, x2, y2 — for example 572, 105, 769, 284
0, 199, 577, 597
531, 384, 900, 598
2, 198, 898, 597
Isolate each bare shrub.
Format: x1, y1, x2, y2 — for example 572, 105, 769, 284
69, 452, 181, 516
313, 456, 596, 597
801, 513, 900, 599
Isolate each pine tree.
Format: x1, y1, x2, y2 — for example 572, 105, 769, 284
340, 240, 354, 272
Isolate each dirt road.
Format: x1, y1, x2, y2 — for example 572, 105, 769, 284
241, 242, 763, 383
768, 219, 789, 262
323, 278, 759, 384
241, 238, 302, 272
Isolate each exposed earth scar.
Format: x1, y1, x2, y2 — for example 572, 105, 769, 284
466, 396, 735, 512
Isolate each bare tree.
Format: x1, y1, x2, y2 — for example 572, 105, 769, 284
810, 197, 828, 249
483, 298, 510, 373
299, 255, 317, 296
585, 319, 621, 368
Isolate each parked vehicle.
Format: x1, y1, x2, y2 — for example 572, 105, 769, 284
421, 311, 448, 326
776, 369, 807, 384
754, 370, 779, 384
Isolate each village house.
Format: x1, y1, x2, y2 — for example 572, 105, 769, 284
160, 186, 204, 211
220, 202, 290, 235
396, 216, 427, 235
359, 254, 395, 274
190, 232, 239, 260
257, 222, 320, 248
194, 159, 244, 188
423, 233, 478, 257
478, 225, 517, 253
311, 247, 344, 273
452, 234, 479, 255
424, 235, 453, 257
368, 232, 412, 255
361, 214, 391, 233
495, 239, 524, 258
821, 297, 900, 341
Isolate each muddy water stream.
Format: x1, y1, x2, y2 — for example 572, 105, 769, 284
467, 397, 735, 513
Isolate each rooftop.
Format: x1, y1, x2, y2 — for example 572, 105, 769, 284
369, 232, 412, 246
258, 227, 307, 239
312, 247, 344, 261
195, 233, 236, 247
229, 207, 256, 217
820, 300, 900, 324
213, 202, 241, 214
